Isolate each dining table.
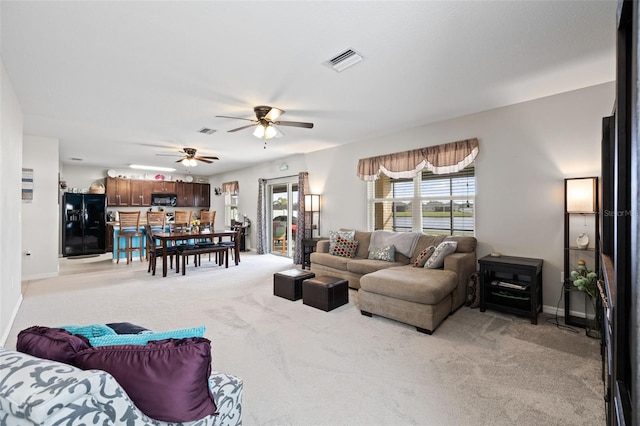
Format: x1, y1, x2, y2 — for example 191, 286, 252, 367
154, 229, 237, 277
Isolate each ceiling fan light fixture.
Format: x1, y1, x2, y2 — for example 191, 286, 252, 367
189, 158, 197, 167
264, 125, 278, 139
253, 124, 266, 139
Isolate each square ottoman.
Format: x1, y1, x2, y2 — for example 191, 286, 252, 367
302, 276, 349, 311
274, 269, 316, 301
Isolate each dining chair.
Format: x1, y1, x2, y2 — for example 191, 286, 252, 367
145, 223, 180, 275
199, 210, 216, 232
172, 211, 192, 233
220, 223, 242, 264
146, 211, 176, 275
116, 211, 143, 264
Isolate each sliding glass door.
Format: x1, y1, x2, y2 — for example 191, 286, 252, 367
269, 180, 298, 257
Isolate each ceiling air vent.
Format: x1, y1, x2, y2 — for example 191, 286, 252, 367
323, 48, 364, 72
198, 127, 216, 135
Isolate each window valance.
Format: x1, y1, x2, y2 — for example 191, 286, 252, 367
357, 138, 479, 181
222, 181, 239, 194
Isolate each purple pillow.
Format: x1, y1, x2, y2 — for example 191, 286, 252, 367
74, 337, 217, 422
16, 326, 91, 365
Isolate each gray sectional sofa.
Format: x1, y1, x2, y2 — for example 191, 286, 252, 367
310, 230, 477, 334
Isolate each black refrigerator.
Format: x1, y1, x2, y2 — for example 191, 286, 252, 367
62, 193, 107, 257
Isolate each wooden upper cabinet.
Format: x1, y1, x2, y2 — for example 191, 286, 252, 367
176, 181, 194, 207
150, 180, 176, 194
193, 183, 211, 208
105, 178, 206, 207
105, 177, 130, 207
129, 180, 149, 206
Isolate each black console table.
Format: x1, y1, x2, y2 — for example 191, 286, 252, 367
479, 255, 543, 324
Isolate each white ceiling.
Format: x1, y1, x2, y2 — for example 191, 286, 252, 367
1, 1, 617, 175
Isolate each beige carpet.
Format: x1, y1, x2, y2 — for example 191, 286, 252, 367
7, 252, 605, 425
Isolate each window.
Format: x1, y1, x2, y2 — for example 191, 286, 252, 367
225, 193, 238, 227
367, 165, 475, 236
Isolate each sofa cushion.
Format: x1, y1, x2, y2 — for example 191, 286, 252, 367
106, 322, 152, 334
74, 337, 217, 423
347, 258, 406, 275
444, 236, 477, 253
411, 235, 447, 264
329, 229, 355, 252
16, 326, 91, 366
368, 245, 396, 262
360, 266, 458, 305
413, 245, 436, 267
88, 325, 206, 347
330, 236, 359, 258
311, 252, 350, 270
352, 230, 372, 259
60, 323, 117, 339
424, 241, 458, 269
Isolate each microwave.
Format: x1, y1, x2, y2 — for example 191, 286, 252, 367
151, 193, 177, 207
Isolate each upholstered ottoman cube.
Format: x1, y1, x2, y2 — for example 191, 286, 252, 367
274, 269, 315, 301
302, 276, 349, 311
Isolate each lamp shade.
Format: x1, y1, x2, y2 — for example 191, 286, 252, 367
566, 177, 596, 213
305, 194, 321, 212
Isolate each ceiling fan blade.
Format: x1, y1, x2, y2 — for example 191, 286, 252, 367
275, 120, 314, 129
196, 158, 214, 164
216, 115, 255, 122
197, 156, 219, 160
265, 107, 284, 122
228, 123, 257, 132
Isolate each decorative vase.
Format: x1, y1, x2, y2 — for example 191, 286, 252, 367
576, 233, 589, 249
585, 294, 602, 339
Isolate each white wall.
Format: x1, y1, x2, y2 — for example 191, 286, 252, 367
0, 58, 24, 344
22, 135, 60, 280
213, 82, 614, 313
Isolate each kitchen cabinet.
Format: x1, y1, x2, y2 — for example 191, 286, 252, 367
105, 177, 130, 207
129, 180, 149, 206
150, 180, 176, 194
105, 178, 207, 207
193, 183, 210, 207
176, 182, 194, 207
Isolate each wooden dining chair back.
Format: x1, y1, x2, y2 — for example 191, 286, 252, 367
144, 212, 167, 260
200, 210, 216, 231
116, 211, 143, 264
172, 210, 192, 232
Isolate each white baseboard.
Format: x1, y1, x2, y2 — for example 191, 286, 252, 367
0, 294, 23, 347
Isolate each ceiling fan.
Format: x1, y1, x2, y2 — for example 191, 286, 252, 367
157, 147, 219, 167
216, 106, 314, 141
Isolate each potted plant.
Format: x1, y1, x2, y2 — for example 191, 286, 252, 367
571, 259, 601, 338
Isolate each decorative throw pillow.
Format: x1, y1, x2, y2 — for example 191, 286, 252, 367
60, 323, 117, 339
330, 236, 359, 258
413, 245, 436, 267
74, 337, 217, 423
16, 326, 91, 365
88, 325, 206, 347
368, 245, 396, 262
328, 229, 355, 253
106, 322, 153, 334
424, 241, 458, 269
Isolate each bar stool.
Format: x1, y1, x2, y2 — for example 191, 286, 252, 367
117, 211, 143, 264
